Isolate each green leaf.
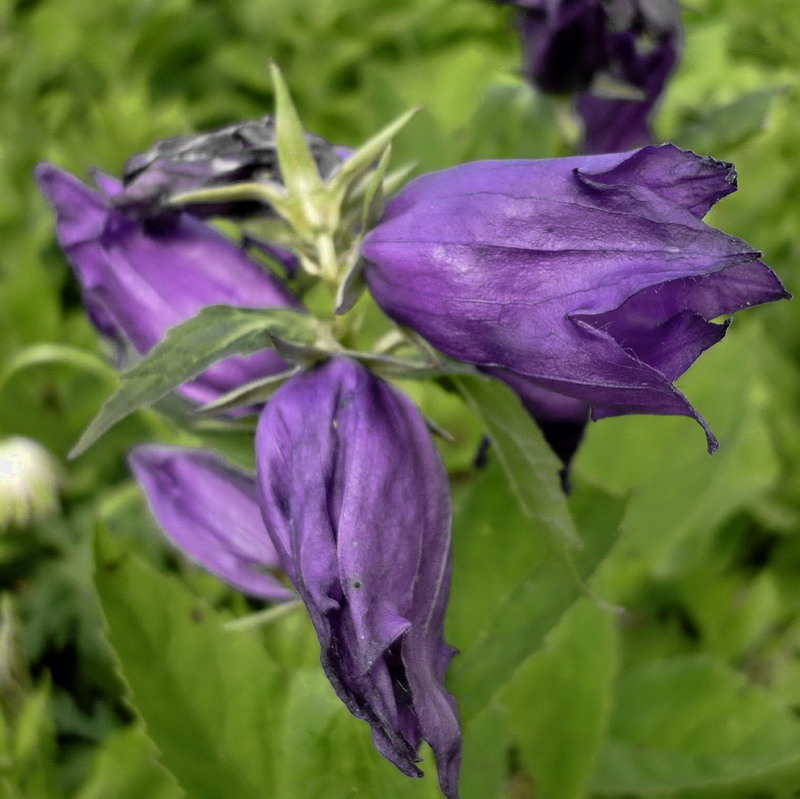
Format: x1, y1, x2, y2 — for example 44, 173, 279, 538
673, 87, 785, 154
276, 668, 441, 799
328, 107, 420, 201
270, 62, 324, 197
0, 343, 117, 392
578, 323, 782, 589
460, 705, 509, 799
334, 256, 368, 315
503, 598, 619, 799
94, 526, 285, 799
592, 655, 800, 795
455, 374, 581, 548
194, 367, 300, 416
70, 306, 315, 458
447, 464, 625, 724
75, 726, 182, 799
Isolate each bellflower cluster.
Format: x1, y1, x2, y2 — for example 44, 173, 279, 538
35, 163, 298, 406
37, 69, 788, 799
495, 0, 682, 152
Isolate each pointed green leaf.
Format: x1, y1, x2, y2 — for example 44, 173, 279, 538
75, 727, 182, 799
334, 255, 367, 315
593, 656, 800, 794
504, 599, 619, 799
361, 144, 392, 229
455, 374, 581, 548
194, 367, 300, 416
448, 466, 625, 724
270, 63, 324, 197
328, 107, 420, 199
70, 306, 315, 458
460, 705, 509, 799
169, 181, 289, 214
276, 669, 441, 799
94, 527, 284, 799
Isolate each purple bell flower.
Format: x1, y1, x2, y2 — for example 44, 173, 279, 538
362, 144, 789, 453
129, 445, 293, 601
35, 163, 299, 405
256, 358, 461, 798
498, 0, 682, 152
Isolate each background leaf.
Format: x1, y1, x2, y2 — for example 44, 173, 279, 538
94, 525, 285, 799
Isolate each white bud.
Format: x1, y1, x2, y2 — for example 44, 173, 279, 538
0, 437, 63, 530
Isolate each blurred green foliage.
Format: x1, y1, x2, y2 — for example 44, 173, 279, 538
1, 0, 799, 796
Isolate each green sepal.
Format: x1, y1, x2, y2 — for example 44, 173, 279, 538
270, 62, 325, 199
70, 306, 317, 458
193, 367, 302, 416
328, 107, 420, 204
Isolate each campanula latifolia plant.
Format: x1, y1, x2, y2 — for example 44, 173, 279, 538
494, 0, 682, 153
36, 64, 788, 798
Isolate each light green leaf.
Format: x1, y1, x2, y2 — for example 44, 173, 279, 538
194, 367, 300, 416
328, 107, 420, 201
455, 374, 581, 548
270, 62, 324, 197
503, 598, 619, 799
276, 668, 440, 799
447, 464, 625, 724
0, 343, 117, 392
70, 306, 315, 458
94, 527, 285, 799
460, 705, 509, 799
578, 323, 782, 589
673, 87, 785, 155
75, 726, 182, 799
593, 656, 800, 794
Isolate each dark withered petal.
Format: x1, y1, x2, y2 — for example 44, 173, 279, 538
256, 358, 461, 798
119, 116, 343, 218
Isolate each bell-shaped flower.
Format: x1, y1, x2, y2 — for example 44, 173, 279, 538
362, 144, 789, 453
256, 358, 461, 798
119, 116, 345, 218
129, 445, 292, 601
497, 0, 682, 152
35, 163, 299, 405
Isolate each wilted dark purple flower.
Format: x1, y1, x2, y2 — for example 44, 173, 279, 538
498, 0, 682, 152
256, 358, 461, 797
363, 144, 789, 453
36, 163, 298, 405
119, 116, 345, 218
129, 445, 293, 601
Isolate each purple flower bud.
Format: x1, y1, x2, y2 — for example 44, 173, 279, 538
256, 358, 461, 797
498, 0, 682, 152
119, 116, 344, 218
128, 445, 293, 601
35, 163, 299, 404
363, 145, 789, 453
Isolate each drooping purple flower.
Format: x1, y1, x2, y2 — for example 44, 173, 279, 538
256, 358, 461, 798
497, 0, 682, 152
129, 445, 293, 601
362, 144, 789, 453
35, 163, 299, 405
119, 116, 344, 218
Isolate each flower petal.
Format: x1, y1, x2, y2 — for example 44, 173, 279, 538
36, 162, 298, 398
256, 358, 461, 797
129, 445, 292, 601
